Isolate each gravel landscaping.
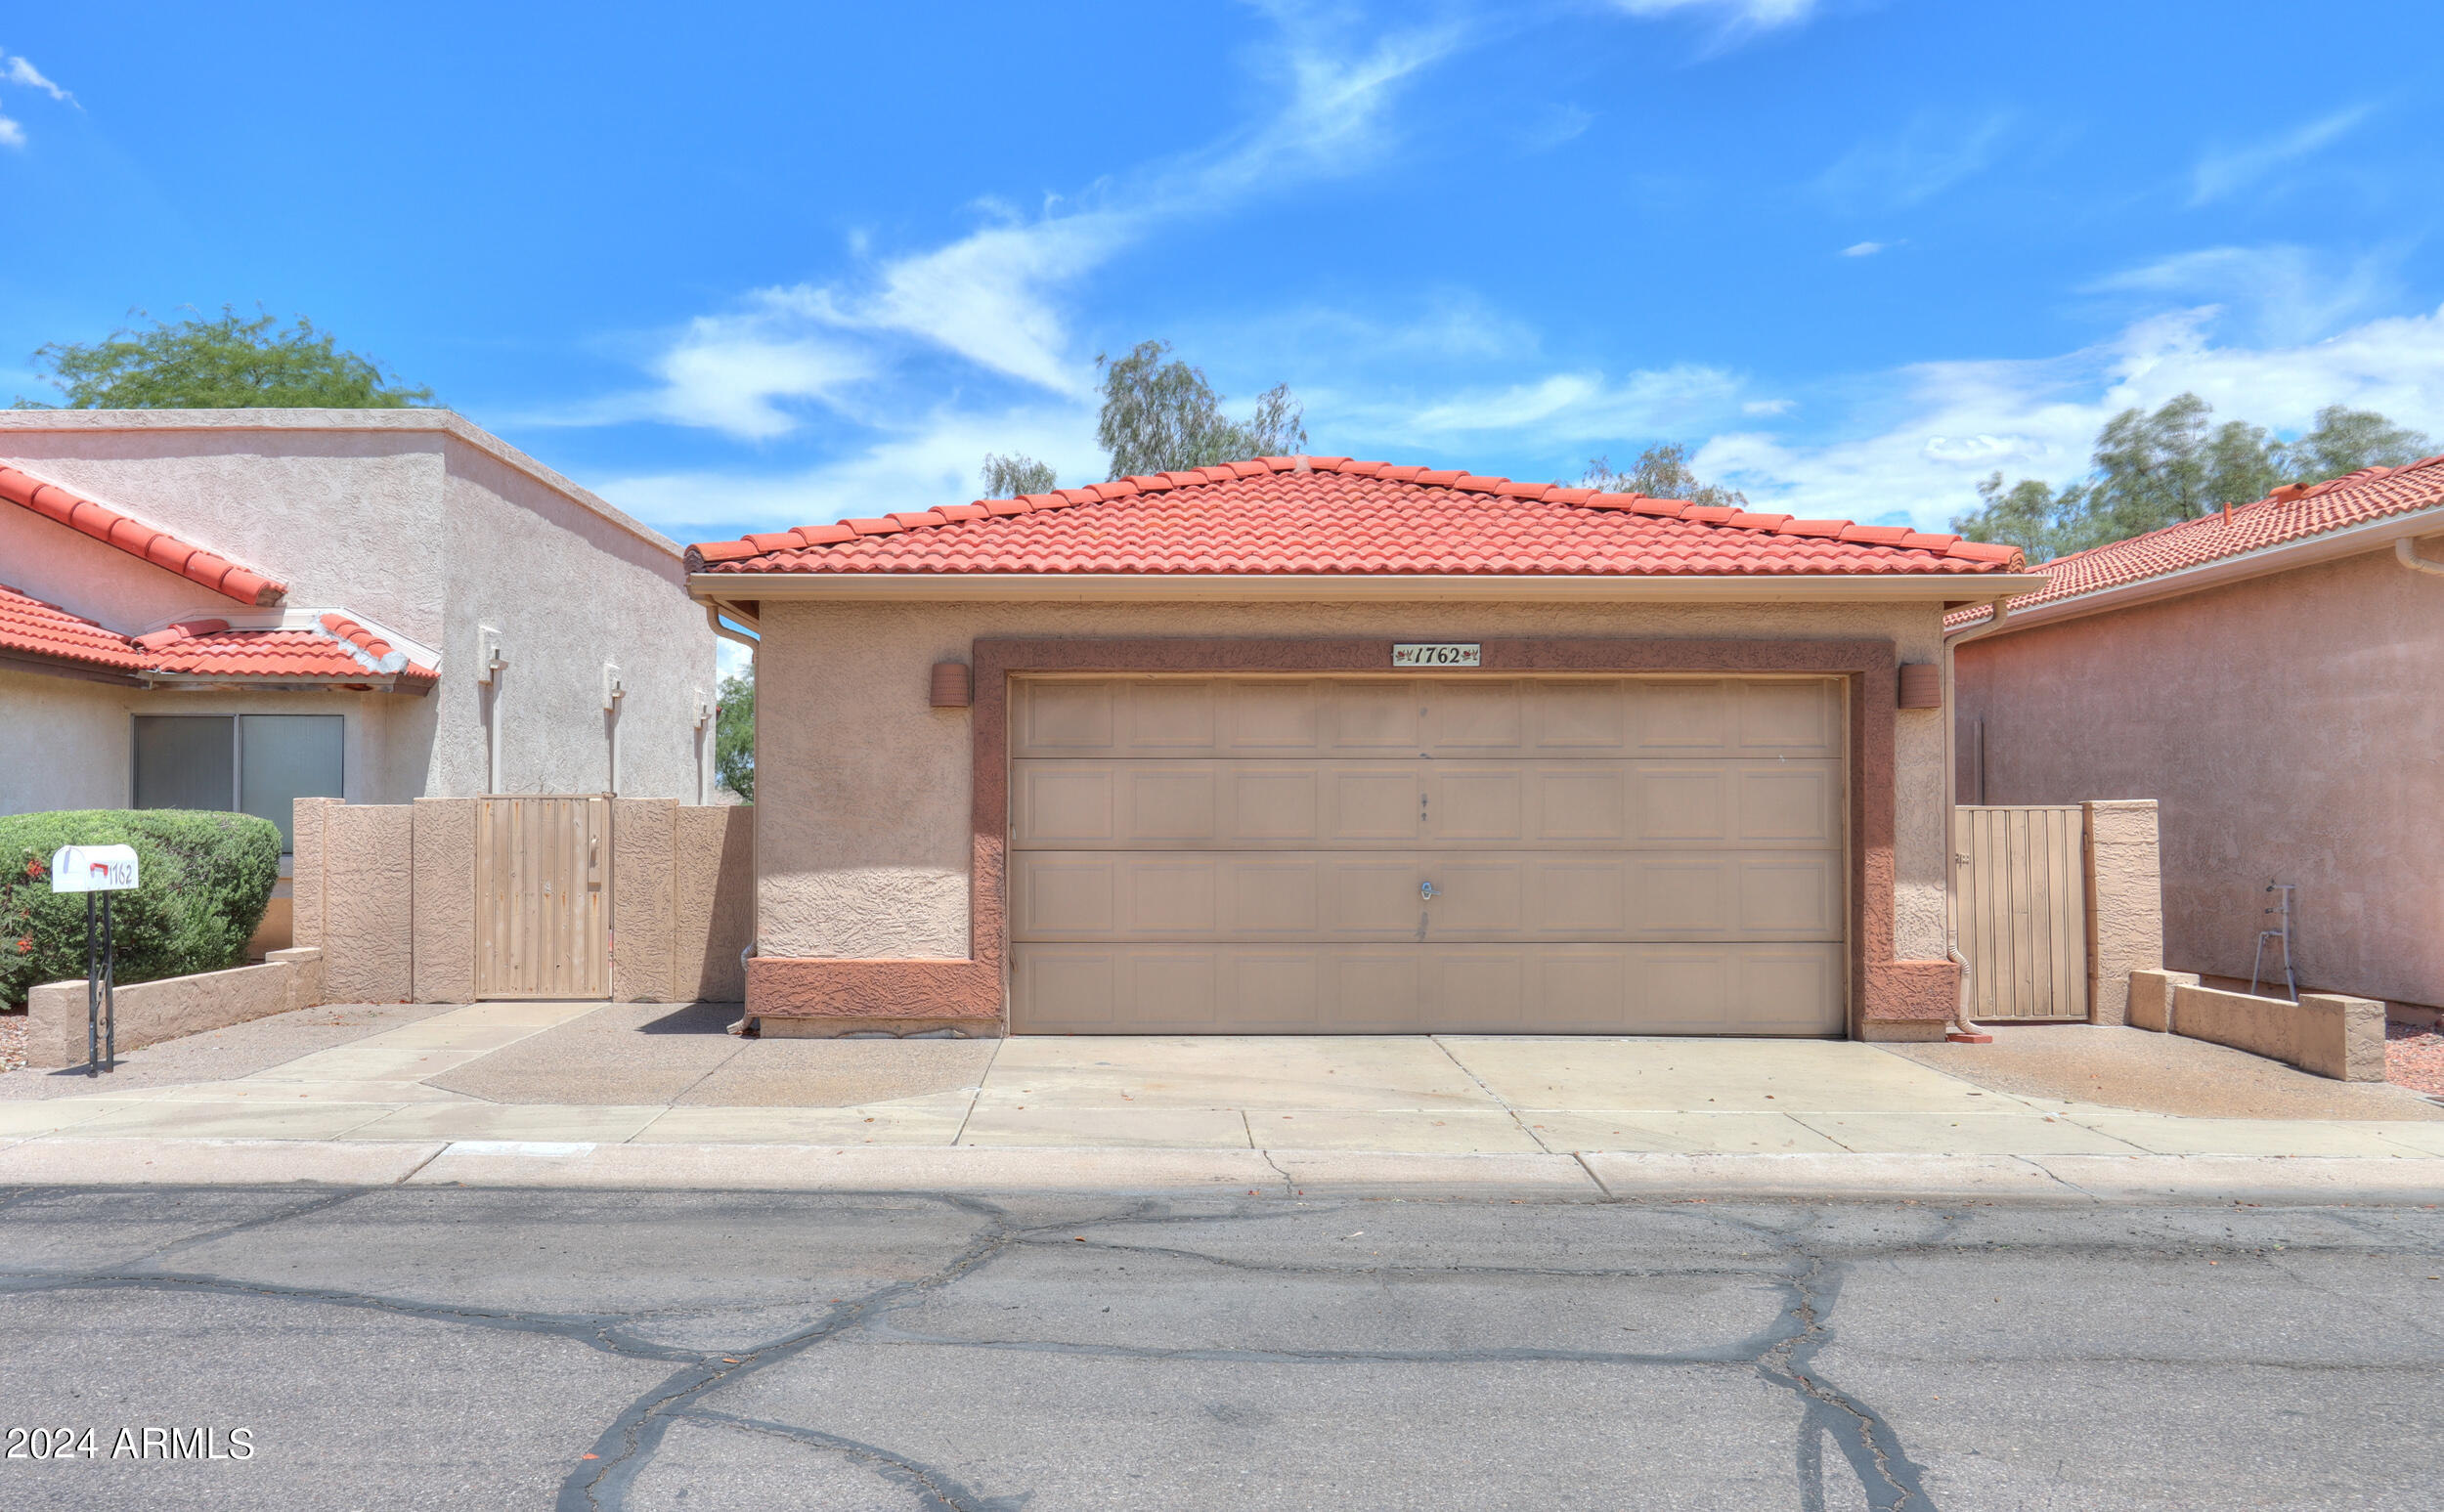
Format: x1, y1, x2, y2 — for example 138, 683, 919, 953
2386, 1020, 2444, 1097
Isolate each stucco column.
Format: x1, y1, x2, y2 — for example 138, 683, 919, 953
289, 797, 334, 950
322, 804, 415, 1004
2084, 799, 2163, 1026
612, 798, 678, 1002
412, 799, 477, 1003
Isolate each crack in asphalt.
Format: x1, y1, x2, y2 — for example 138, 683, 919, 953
682, 1407, 1027, 1511
14, 1188, 2431, 1509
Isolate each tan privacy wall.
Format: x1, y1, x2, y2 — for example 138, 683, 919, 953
2168, 983, 2386, 1082
294, 797, 751, 1005
1008, 674, 1847, 1035
23, 948, 323, 1068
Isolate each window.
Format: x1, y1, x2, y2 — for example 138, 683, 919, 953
132, 714, 343, 850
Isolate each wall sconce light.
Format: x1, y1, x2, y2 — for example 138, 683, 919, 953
1898, 663, 1941, 710
930, 662, 972, 709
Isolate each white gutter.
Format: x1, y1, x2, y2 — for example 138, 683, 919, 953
1976, 505, 2444, 634
688, 571, 2048, 604
2398, 535, 2444, 578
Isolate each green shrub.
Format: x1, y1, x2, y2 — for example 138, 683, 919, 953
0, 810, 281, 1009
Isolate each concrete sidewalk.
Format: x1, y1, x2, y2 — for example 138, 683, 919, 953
2, 1000, 2441, 1203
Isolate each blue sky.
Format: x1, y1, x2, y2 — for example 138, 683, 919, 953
6, 0, 2443, 561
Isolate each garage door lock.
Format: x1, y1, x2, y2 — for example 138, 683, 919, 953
1419, 881, 1439, 901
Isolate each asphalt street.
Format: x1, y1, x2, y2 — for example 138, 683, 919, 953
1, 1186, 2438, 1510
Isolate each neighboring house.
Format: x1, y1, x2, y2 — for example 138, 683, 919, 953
686, 455, 2036, 1041
1952, 456, 2444, 1015
0, 410, 720, 945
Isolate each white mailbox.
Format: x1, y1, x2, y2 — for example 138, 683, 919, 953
50, 845, 140, 893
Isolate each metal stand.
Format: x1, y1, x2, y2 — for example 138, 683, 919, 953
84, 891, 116, 1076
2250, 882, 2297, 1003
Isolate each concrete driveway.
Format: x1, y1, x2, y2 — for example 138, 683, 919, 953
4, 1002, 2441, 1162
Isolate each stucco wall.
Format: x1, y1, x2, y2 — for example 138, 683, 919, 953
438, 444, 711, 800
0, 410, 714, 811
1956, 545, 2444, 1008
755, 596, 1954, 964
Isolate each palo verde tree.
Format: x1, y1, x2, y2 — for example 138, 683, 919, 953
17, 306, 433, 410
1094, 339, 1306, 479
1580, 442, 1747, 509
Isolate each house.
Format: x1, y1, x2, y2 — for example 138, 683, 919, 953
0, 409, 720, 946
1952, 455, 2444, 1017
685, 455, 2037, 1040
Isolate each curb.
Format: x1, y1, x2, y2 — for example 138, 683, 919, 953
1, 1138, 2440, 1205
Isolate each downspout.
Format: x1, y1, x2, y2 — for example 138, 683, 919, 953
1942, 594, 2015, 1041
705, 600, 763, 1038
2397, 537, 2444, 578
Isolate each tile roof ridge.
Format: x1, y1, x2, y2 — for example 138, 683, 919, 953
0, 461, 288, 606
685, 454, 2027, 574
314, 611, 415, 675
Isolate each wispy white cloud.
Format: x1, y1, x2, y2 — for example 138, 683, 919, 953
2, 52, 74, 105
1605, 0, 1818, 49
1324, 364, 1744, 451
2188, 104, 2375, 206
1695, 301, 2444, 530
2086, 242, 2404, 347
1840, 241, 1883, 257
597, 401, 1102, 539
1816, 112, 2014, 211
564, 10, 1462, 443
0, 112, 22, 150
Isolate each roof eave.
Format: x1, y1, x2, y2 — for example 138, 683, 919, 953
0, 648, 147, 687
1968, 506, 2444, 637
137, 671, 436, 696
691, 571, 2044, 604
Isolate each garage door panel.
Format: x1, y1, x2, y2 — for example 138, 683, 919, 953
1018, 757, 1840, 849
1329, 769, 1423, 840
1735, 678, 1843, 756
1421, 949, 1526, 1031
1013, 942, 1844, 1035
1020, 681, 1119, 754
1330, 683, 1423, 752
1017, 851, 1837, 942
1735, 766, 1842, 842
1423, 681, 1526, 752
1323, 860, 1422, 936
1015, 765, 1118, 843
1012, 857, 1118, 936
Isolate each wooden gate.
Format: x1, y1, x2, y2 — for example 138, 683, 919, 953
475, 797, 611, 1000
1956, 805, 2087, 1021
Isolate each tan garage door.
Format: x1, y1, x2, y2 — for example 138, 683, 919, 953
1009, 675, 1847, 1035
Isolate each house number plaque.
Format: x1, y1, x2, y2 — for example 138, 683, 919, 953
1390, 643, 1480, 668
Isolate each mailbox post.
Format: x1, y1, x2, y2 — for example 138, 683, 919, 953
50, 846, 140, 1076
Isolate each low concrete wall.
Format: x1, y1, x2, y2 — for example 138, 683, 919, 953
2082, 800, 2163, 1026
23, 947, 323, 1069
2127, 970, 2199, 1032
294, 798, 749, 1006
2169, 982, 2386, 1082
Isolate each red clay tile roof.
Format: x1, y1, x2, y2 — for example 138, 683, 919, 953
0, 582, 434, 687
687, 455, 2026, 578
1945, 453, 2444, 628
0, 462, 286, 606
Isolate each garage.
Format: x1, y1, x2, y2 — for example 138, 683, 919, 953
1008, 673, 1847, 1035
684, 453, 2037, 1040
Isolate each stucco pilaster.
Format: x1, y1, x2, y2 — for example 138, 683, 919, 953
2084, 799, 2164, 1026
